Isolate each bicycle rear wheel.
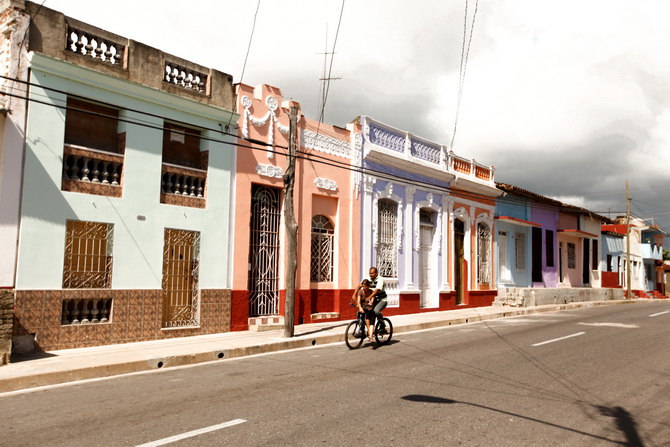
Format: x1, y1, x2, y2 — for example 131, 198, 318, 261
344, 320, 364, 349
374, 317, 393, 345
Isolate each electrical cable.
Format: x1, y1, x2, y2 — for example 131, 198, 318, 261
450, 0, 479, 151
0, 75, 645, 219
318, 0, 346, 125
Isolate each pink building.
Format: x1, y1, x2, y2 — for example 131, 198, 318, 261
232, 84, 359, 330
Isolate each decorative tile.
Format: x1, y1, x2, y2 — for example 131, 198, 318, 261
111, 323, 128, 341
60, 326, 77, 344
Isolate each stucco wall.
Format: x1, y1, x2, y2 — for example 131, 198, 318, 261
15, 55, 235, 291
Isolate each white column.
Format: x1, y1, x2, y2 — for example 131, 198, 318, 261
405, 186, 416, 290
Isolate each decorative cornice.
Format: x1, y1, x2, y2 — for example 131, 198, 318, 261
302, 129, 350, 159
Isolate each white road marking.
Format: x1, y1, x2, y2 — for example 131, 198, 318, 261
577, 322, 639, 328
532, 332, 586, 347
136, 419, 247, 447
650, 311, 670, 318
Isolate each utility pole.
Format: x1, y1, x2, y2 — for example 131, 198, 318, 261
626, 180, 631, 299
283, 105, 299, 337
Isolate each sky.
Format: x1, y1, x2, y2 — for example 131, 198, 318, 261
43, 0, 670, 243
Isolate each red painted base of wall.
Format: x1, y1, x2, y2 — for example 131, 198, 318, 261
602, 272, 622, 288
230, 290, 250, 331
231, 288, 497, 330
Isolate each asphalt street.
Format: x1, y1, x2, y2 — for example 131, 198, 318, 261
2, 302, 669, 446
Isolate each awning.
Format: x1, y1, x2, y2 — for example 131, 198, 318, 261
558, 229, 599, 238
495, 216, 541, 227
604, 236, 624, 254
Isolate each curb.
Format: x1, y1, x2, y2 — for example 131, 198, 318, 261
1, 299, 665, 393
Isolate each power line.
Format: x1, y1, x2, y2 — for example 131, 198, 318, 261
450, 0, 479, 151
318, 0, 346, 124
225, 0, 262, 132
2, 75, 655, 218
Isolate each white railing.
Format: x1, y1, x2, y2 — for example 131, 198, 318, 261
385, 278, 399, 307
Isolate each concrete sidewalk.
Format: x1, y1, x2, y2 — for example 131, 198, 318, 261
0, 300, 657, 393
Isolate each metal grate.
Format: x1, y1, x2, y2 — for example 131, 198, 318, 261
161, 229, 200, 328
310, 215, 334, 282
63, 220, 113, 288
477, 223, 491, 284
377, 199, 398, 278
248, 185, 281, 316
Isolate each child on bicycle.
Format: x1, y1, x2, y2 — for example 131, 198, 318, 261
355, 279, 375, 341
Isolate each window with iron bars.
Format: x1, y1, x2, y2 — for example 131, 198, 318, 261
310, 215, 335, 282
377, 199, 398, 278
62, 220, 114, 288
477, 222, 491, 284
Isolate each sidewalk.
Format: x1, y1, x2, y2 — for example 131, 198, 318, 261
0, 300, 655, 394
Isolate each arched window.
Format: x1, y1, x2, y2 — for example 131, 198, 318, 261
310, 215, 334, 282
477, 222, 491, 284
377, 199, 398, 278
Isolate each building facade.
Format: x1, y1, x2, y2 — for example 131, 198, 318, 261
232, 83, 359, 330
7, 1, 237, 351
351, 116, 500, 315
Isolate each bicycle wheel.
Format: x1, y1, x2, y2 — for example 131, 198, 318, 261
374, 317, 393, 345
344, 320, 364, 349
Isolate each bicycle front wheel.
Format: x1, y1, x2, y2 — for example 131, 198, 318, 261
344, 320, 364, 349
375, 317, 393, 345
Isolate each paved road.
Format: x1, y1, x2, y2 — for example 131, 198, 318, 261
2, 302, 669, 446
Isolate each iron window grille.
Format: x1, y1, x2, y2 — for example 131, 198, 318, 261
62, 220, 114, 289
310, 215, 335, 282
377, 199, 398, 278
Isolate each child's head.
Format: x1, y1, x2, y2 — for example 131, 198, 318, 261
361, 279, 371, 288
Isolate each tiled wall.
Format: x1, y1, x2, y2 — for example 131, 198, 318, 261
14, 289, 231, 351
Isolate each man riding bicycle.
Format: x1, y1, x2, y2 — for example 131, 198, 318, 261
353, 267, 388, 332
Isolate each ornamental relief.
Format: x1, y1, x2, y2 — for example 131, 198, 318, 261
256, 163, 284, 179
302, 129, 350, 159
315, 177, 338, 191
240, 95, 299, 156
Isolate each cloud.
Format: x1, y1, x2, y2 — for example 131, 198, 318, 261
42, 0, 670, 241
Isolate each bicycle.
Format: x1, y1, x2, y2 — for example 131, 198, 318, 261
344, 311, 393, 349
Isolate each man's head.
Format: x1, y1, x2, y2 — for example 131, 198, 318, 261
369, 267, 378, 279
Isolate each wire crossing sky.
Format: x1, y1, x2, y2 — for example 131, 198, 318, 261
39, 0, 670, 243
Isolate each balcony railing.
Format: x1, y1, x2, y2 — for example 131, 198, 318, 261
474, 163, 493, 181
62, 144, 124, 197
451, 155, 472, 175
160, 163, 207, 208
66, 27, 125, 66
641, 243, 663, 260
164, 61, 207, 94
364, 118, 495, 185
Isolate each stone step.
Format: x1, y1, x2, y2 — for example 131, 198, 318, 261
248, 316, 284, 332
310, 312, 340, 320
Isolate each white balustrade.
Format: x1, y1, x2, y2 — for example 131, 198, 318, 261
67, 27, 124, 66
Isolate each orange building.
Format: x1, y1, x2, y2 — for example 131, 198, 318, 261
232, 84, 359, 330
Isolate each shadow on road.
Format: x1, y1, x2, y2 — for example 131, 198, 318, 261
597, 405, 646, 447
402, 394, 641, 446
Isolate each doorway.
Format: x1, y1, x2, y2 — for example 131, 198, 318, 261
419, 210, 434, 307
248, 185, 281, 316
